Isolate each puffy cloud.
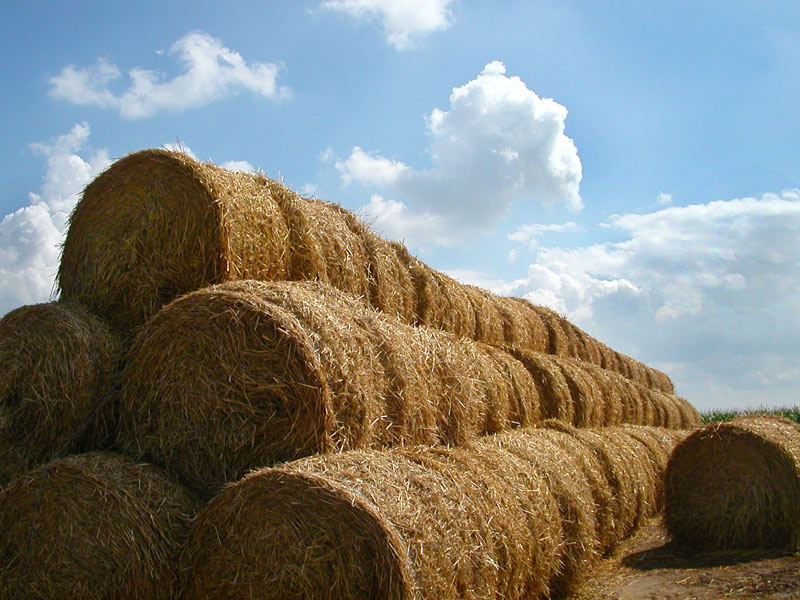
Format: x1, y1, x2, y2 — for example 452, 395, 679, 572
49, 31, 290, 119
335, 61, 583, 247
0, 124, 111, 316
508, 221, 579, 248
320, 0, 454, 49
502, 190, 800, 409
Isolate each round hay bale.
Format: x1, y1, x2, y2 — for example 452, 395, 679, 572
489, 430, 600, 595
665, 416, 800, 550
361, 229, 416, 322
58, 149, 293, 330
493, 296, 548, 353
117, 280, 542, 496
180, 441, 563, 600
507, 349, 574, 423
479, 345, 541, 428
0, 452, 199, 599
0, 302, 124, 480
463, 285, 506, 346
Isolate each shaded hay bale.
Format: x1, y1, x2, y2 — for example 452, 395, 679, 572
179, 438, 564, 600
0, 452, 199, 600
665, 416, 800, 550
117, 280, 540, 496
0, 302, 124, 482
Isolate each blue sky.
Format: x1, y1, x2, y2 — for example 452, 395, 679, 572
2, 0, 799, 411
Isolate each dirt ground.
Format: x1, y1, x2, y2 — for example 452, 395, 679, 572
568, 517, 800, 600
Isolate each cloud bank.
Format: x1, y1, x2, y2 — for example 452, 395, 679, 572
49, 31, 290, 119
320, 0, 455, 49
0, 123, 110, 316
335, 61, 583, 247
456, 190, 800, 410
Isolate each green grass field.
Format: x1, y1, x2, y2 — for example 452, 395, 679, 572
700, 406, 800, 424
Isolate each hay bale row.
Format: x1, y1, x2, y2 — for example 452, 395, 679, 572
116, 279, 543, 497
58, 149, 674, 394
508, 347, 699, 429
0, 302, 124, 486
179, 423, 687, 600
116, 279, 692, 497
0, 452, 199, 600
665, 415, 800, 551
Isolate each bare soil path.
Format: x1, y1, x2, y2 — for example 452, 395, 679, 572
569, 518, 800, 600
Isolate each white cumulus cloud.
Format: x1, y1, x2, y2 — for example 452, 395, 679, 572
49, 31, 290, 119
320, 0, 455, 49
500, 190, 800, 409
337, 61, 583, 247
0, 124, 111, 316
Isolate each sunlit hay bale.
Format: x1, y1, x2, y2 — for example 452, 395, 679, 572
0, 302, 124, 480
507, 349, 574, 423
673, 395, 702, 428
58, 150, 292, 331
179, 441, 563, 600
543, 424, 640, 543
360, 230, 416, 322
666, 416, 800, 550
117, 280, 542, 497
480, 345, 541, 428
619, 425, 689, 511
553, 359, 604, 427
490, 296, 547, 352
590, 368, 624, 426
0, 452, 199, 600
520, 303, 573, 356
488, 430, 600, 595
462, 284, 506, 346
430, 271, 477, 339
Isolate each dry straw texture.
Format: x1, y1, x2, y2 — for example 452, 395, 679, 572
665, 415, 800, 550
179, 423, 686, 600
0, 302, 123, 485
116, 280, 542, 496
59, 149, 674, 394
0, 452, 199, 600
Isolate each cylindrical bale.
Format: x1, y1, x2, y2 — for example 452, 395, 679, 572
673, 395, 702, 428
487, 430, 600, 595
462, 285, 506, 347
361, 229, 416, 322
493, 296, 549, 353
0, 452, 199, 600
553, 360, 604, 427
0, 302, 124, 481
58, 150, 293, 330
535, 423, 618, 554
479, 345, 541, 429
117, 280, 541, 496
665, 416, 800, 550
179, 438, 564, 600
507, 349, 574, 423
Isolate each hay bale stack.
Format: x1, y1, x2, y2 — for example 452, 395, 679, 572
665, 416, 800, 550
180, 424, 683, 599
0, 452, 199, 599
0, 302, 124, 483
116, 280, 542, 496
59, 149, 675, 395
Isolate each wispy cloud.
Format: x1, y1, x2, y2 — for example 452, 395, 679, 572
320, 0, 455, 50
49, 31, 290, 119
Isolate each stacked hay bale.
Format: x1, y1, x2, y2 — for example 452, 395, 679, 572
0, 302, 125, 485
0, 452, 199, 599
179, 423, 687, 600
665, 415, 800, 550
58, 149, 674, 395
116, 279, 695, 497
